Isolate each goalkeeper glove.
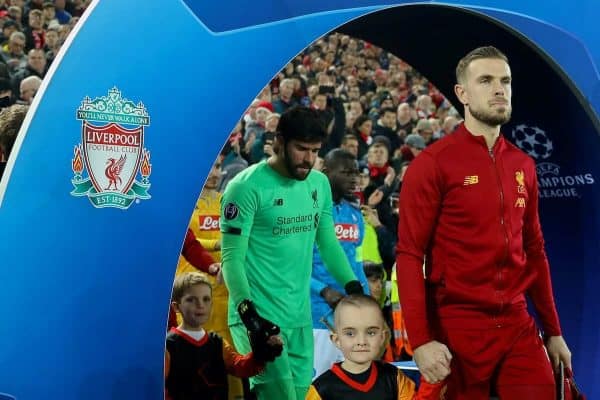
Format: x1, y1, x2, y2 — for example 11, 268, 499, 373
238, 299, 283, 362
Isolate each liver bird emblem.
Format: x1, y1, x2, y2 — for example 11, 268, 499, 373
104, 154, 127, 190
515, 170, 525, 187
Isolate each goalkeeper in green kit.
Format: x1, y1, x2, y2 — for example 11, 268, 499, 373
220, 106, 364, 400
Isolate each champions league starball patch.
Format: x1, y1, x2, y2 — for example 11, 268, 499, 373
70, 87, 152, 209
224, 202, 239, 220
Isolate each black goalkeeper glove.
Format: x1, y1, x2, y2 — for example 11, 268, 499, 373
238, 299, 283, 362
344, 280, 364, 295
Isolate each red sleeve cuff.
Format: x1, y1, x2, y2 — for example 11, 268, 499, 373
406, 322, 433, 350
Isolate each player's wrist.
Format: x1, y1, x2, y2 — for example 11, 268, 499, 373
319, 286, 332, 298
237, 299, 260, 330
208, 264, 219, 275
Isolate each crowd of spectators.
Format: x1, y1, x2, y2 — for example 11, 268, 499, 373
0, 0, 90, 107
0, 0, 90, 178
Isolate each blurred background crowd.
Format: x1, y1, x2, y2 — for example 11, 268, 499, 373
0, 0, 90, 107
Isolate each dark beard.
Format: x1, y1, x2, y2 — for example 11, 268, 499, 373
283, 145, 312, 181
470, 105, 512, 126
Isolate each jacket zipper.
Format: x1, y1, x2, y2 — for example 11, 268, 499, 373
489, 148, 509, 319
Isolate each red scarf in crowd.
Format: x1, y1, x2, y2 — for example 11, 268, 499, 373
368, 163, 389, 178
359, 132, 373, 145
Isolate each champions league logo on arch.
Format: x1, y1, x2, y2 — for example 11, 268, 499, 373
512, 124, 553, 159
70, 87, 153, 209
512, 124, 595, 199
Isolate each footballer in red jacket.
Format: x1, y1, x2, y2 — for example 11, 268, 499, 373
396, 46, 571, 400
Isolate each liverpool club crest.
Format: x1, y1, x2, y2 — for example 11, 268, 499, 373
71, 87, 152, 209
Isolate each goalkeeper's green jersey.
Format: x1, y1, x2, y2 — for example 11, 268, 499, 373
220, 160, 355, 328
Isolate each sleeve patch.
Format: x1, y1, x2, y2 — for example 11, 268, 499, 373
223, 202, 239, 220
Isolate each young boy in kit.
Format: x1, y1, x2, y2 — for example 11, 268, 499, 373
165, 272, 282, 400
307, 294, 445, 400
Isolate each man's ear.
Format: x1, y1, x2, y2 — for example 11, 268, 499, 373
273, 133, 284, 153
171, 301, 180, 314
454, 83, 468, 106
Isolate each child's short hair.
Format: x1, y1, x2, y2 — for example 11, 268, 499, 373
171, 272, 212, 303
334, 294, 384, 328
363, 262, 385, 281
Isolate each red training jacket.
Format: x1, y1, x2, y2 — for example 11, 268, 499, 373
396, 123, 561, 348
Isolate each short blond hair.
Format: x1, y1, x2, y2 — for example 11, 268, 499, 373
456, 46, 508, 84
334, 294, 383, 329
171, 272, 211, 303
279, 78, 294, 89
